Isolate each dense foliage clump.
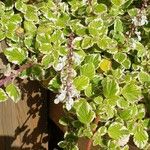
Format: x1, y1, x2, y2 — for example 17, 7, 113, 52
0, 0, 150, 149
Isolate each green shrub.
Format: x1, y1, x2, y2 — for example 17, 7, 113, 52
0, 0, 150, 149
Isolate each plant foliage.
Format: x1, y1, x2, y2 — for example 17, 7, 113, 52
0, 0, 150, 149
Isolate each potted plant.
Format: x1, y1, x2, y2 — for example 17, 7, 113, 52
0, 0, 150, 149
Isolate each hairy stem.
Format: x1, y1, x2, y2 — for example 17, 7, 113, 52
0, 62, 33, 87
65, 33, 74, 99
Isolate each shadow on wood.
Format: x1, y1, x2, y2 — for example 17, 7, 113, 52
0, 80, 48, 150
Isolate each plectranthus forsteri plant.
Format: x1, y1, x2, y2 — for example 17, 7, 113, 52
0, 0, 150, 149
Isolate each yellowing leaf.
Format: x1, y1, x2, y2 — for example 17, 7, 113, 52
99, 59, 111, 72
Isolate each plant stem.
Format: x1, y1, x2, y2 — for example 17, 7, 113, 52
86, 116, 100, 150
0, 62, 33, 87
66, 33, 74, 98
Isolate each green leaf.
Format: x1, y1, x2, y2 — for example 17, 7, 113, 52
97, 36, 117, 51
81, 36, 94, 49
73, 76, 89, 91
111, 0, 125, 6
128, 8, 138, 17
122, 83, 142, 103
107, 140, 119, 149
15, 0, 27, 13
41, 54, 54, 69
24, 21, 37, 35
68, 0, 84, 12
59, 117, 69, 126
94, 96, 103, 105
112, 69, 122, 79
30, 65, 43, 80
48, 76, 61, 92
75, 25, 87, 36
122, 59, 131, 69
10, 14, 22, 24
123, 0, 133, 9
114, 52, 127, 63
98, 104, 115, 120
36, 33, 51, 46
80, 63, 95, 80
74, 50, 86, 66
58, 141, 67, 148
117, 97, 129, 108
102, 78, 119, 98
82, 126, 93, 138
135, 42, 145, 57
6, 23, 19, 42
84, 54, 101, 69
0, 88, 8, 102
75, 99, 95, 124
24, 5, 39, 22
84, 84, 93, 97
118, 105, 138, 120
0, 30, 5, 41
72, 37, 82, 49
108, 122, 129, 140
39, 43, 53, 54
0, 2, 5, 17
88, 19, 103, 37
105, 96, 118, 107
114, 18, 123, 33
139, 71, 150, 83
143, 119, 150, 129
4, 47, 27, 64
55, 13, 70, 28
37, 22, 53, 34
51, 30, 65, 44
137, 104, 145, 119
6, 83, 21, 103
24, 35, 33, 48
133, 129, 148, 149
113, 32, 125, 43
72, 145, 79, 150
93, 3, 107, 14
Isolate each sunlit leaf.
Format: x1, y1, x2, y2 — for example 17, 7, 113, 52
122, 83, 142, 103
6, 83, 21, 103
108, 122, 129, 140
102, 77, 119, 98
75, 99, 95, 124
80, 63, 95, 80
73, 76, 89, 91
0, 88, 8, 102
4, 47, 27, 64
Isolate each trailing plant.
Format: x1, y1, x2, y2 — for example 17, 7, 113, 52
0, 0, 150, 149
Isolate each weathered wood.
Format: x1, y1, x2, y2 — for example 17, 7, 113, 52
0, 80, 48, 149
0, 41, 48, 150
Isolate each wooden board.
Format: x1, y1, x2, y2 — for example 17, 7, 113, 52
0, 80, 48, 150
